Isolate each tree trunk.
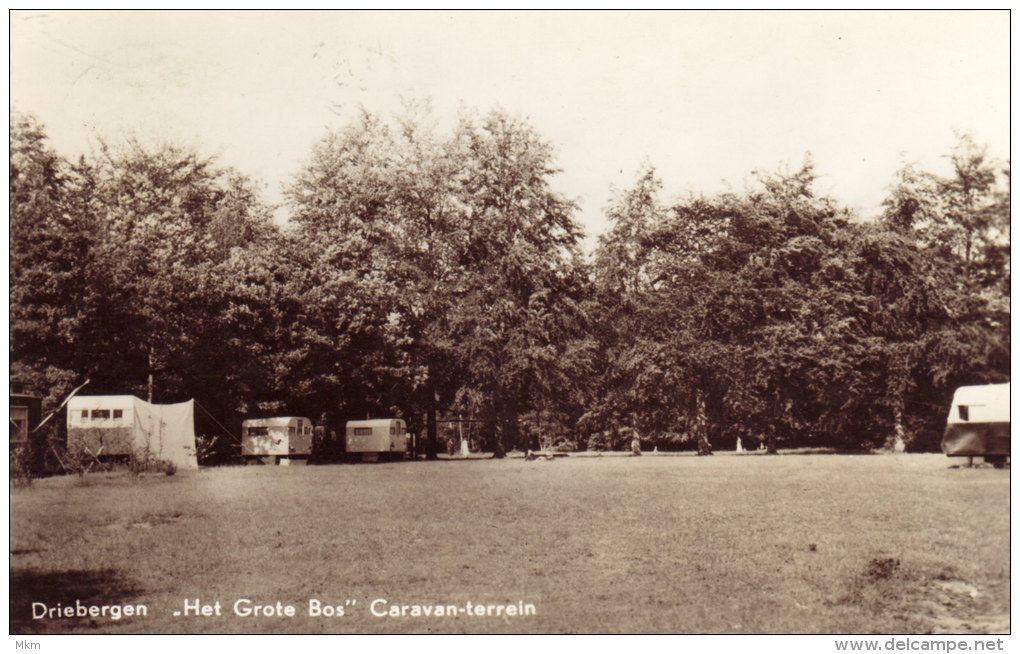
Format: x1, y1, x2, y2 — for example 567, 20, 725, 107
506, 403, 522, 454
147, 348, 154, 403
491, 383, 508, 458
766, 389, 781, 455
484, 411, 504, 459
493, 398, 518, 459
892, 401, 907, 453
492, 425, 506, 459
425, 393, 438, 460
494, 407, 509, 460
694, 391, 712, 456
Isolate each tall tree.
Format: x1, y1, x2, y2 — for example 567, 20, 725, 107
444, 111, 584, 456
287, 109, 460, 457
69, 140, 275, 403
593, 158, 962, 453
882, 133, 1010, 295
9, 112, 95, 409
287, 107, 585, 457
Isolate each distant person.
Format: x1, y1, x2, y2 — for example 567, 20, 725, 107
631, 436, 641, 456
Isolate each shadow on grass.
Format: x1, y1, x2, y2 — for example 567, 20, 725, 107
310, 455, 499, 465
10, 568, 144, 633
777, 448, 878, 456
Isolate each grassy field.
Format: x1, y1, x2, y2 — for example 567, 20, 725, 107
9, 453, 1010, 634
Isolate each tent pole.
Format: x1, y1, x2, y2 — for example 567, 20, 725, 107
147, 348, 154, 403
32, 379, 90, 434
194, 400, 241, 445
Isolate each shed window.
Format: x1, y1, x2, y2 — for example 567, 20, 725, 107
91, 410, 110, 420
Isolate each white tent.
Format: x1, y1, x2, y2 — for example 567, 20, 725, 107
66, 395, 199, 470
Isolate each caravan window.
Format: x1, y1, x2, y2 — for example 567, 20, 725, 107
958, 406, 969, 421
248, 426, 268, 436
113, 409, 123, 420
81, 410, 89, 422
91, 410, 110, 420
353, 427, 372, 436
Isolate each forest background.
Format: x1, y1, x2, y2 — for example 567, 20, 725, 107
10, 105, 1010, 463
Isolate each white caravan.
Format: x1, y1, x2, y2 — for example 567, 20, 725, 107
241, 416, 313, 465
345, 419, 407, 461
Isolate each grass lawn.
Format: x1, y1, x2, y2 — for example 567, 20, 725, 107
9, 453, 1009, 634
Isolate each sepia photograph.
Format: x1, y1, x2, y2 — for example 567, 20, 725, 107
8, 8, 1010, 647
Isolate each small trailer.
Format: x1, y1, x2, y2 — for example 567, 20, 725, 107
345, 418, 407, 461
241, 416, 313, 465
941, 383, 1010, 467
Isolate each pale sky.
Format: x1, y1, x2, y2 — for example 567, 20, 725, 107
9, 10, 1011, 248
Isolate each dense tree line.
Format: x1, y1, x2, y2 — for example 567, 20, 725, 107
10, 109, 1009, 464
591, 152, 1008, 453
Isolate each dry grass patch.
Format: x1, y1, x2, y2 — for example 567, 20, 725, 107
9, 454, 1009, 634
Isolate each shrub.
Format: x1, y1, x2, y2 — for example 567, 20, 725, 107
585, 431, 614, 451
9, 447, 33, 487
127, 447, 175, 477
